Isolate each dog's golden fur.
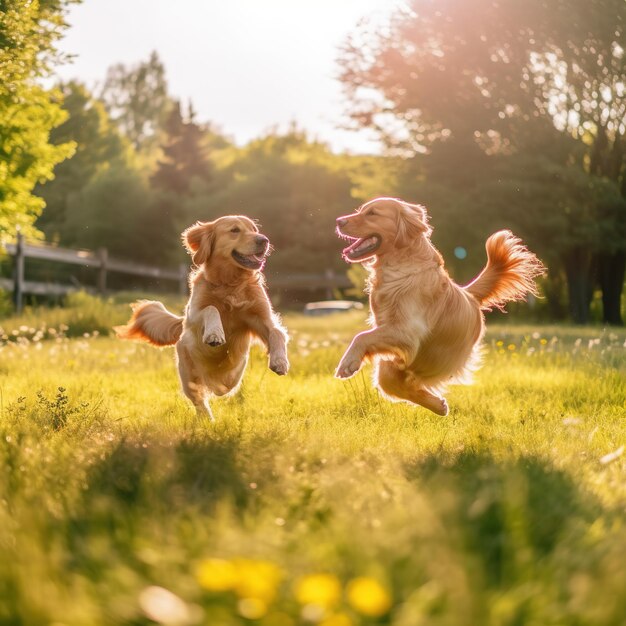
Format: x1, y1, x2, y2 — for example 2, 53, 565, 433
335, 197, 544, 416
115, 215, 288, 418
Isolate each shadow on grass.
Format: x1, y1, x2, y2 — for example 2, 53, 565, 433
404, 451, 602, 586
83, 434, 252, 513
61, 433, 260, 570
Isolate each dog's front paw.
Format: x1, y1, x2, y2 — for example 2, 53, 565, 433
203, 329, 225, 347
270, 357, 289, 376
335, 355, 362, 379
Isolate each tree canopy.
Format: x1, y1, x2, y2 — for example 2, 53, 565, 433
0, 0, 77, 241
35, 80, 129, 241
338, 0, 626, 323
99, 51, 172, 154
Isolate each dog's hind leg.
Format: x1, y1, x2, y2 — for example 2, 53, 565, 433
376, 361, 448, 416
204, 358, 247, 398
176, 343, 214, 420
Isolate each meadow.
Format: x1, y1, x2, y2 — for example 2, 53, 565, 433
1, 296, 625, 625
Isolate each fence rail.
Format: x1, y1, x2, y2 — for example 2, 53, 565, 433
3, 234, 188, 313
2, 235, 352, 312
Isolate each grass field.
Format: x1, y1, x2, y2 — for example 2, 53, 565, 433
1, 301, 625, 625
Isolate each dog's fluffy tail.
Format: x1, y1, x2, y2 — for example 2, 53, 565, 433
114, 300, 183, 346
464, 230, 545, 311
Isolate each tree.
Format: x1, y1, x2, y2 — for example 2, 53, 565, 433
151, 101, 213, 195
35, 81, 128, 241
63, 163, 154, 260
99, 51, 172, 153
338, 0, 626, 323
467, 154, 626, 323
187, 129, 355, 274
144, 101, 215, 262
0, 0, 77, 241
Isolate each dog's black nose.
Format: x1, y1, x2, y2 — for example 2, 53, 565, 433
255, 235, 269, 247
336, 217, 348, 227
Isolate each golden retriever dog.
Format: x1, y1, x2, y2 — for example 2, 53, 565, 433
115, 215, 289, 419
335, 197, 544, 416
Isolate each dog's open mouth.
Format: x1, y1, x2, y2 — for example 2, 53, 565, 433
341, 234, 381, 262
232, 250, 266, 270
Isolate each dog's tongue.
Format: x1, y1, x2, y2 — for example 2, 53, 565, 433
344, 237, 376, 256
245, 253, 265, 267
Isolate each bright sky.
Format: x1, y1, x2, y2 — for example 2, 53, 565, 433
56, 0, 401, 154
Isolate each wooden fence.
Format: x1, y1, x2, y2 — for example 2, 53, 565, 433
1, 234, 352, 312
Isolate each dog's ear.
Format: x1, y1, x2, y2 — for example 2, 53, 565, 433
395, 201, 431, 247
182, 221, 216, 266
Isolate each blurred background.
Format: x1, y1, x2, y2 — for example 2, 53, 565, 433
1, 0, 624, 323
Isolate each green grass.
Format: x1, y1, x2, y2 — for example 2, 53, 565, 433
0, 306, 625, 625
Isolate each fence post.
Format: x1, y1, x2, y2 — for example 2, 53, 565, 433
179, 263, 188, 295
13, 230, 25, 313
97, 247, 108, 295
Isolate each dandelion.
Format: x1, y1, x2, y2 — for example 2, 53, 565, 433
540, 338, 547, 345
232, 558, 282, 603
346, 577, 392, 617
496, 340, 504, 347
294, 573, 342, 609
196, 558, 238, 592
507, 344, 516, 351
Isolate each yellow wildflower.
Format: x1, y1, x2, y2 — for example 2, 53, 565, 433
233, 558, 282, 603
346, 577, 392, 617
507, 344, 516, 351
196, 558, 238, 592
295, 573, 342, 609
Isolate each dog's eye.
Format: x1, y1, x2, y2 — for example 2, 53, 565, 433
230, 227, 240, 233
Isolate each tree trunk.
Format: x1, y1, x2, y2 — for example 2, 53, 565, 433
597, 252, 625, 326
563, 249, 593, 324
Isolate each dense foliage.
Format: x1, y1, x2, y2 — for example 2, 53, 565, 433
1, 1, 621, 323
338, 0, 626, 324
0, 0, 76, 240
